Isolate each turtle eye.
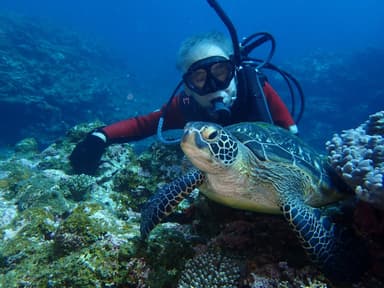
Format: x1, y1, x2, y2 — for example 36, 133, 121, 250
202, 126, 219, 141
207, 130, 218, 140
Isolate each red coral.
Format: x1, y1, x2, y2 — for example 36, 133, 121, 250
354, 201, 384, 279
209, 220, 257, 250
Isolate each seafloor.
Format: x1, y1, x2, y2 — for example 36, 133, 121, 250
0, 121, 383, 288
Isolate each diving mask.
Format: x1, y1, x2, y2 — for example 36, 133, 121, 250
183, 56, 235, 96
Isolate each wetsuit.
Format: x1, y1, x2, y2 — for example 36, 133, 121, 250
102, 81, 295, 144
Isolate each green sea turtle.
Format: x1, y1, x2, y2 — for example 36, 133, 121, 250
141, 121, 367, 281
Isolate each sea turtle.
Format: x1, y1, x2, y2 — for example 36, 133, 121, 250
140, 121, 367, 281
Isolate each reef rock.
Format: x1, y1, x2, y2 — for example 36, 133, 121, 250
0, 13, 141, 147
1, 116, 384, 287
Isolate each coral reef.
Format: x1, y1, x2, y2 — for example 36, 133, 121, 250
244, 262, 329, 288
326, 111, 384, 280
280, 48, 384, 149
58, 174, 94, 201
0, 13, 144, 147
326, 110, 384, 209
0, 116, 384, 287
0, 122, 189, 287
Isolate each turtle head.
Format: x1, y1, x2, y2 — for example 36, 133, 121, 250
181, 122, 238, 173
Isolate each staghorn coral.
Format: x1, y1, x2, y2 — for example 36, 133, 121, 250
177, 251, 240, 288
326, 111, 384, 209
59, 174, 94, 201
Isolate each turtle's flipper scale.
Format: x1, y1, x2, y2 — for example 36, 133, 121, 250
280, 194, 368, 282
140, 168, 205, 239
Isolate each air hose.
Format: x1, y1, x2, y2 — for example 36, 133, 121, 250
157, 0, 305, 144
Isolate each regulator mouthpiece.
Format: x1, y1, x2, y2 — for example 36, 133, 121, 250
210, 98, 231, 125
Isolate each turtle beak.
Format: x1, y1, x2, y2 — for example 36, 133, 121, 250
181, 122, 193, 144
181, 124, 208, 150
181, 129, 190, 144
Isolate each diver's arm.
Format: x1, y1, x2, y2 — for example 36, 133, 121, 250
69, 95, 186, 175
102, 95, 186, 143
263, 82, 298, 134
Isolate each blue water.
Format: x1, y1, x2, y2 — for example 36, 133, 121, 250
1, 0, 383, 148
2, 0, 382, 93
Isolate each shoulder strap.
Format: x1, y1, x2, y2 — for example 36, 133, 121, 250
233, 65, 273, 123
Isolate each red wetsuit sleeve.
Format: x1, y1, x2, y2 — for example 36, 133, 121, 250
102, 95, 186, 143
263, 82, 295, 129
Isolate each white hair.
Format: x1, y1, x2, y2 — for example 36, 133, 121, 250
176, 31, 233, 72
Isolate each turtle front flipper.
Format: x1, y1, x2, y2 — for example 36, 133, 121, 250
140, 168, 205, 239
279, 190, 368, 282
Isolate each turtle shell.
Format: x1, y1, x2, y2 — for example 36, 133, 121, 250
227, 122, 329, 186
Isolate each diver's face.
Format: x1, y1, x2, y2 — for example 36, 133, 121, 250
184, 45, 237, 109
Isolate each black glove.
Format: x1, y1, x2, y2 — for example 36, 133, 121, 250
69, 129, 108, 175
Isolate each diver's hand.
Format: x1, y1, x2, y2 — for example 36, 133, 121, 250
69, 129, 107, 175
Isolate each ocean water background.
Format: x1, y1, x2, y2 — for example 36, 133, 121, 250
0, 2, 384, 286
0, 0, 383, 149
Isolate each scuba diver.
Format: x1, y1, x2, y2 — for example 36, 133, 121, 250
70, 31, 299, 175
70, 0, 305, 175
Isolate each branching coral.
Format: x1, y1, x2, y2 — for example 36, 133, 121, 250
326, 111, 384, 209
59, 174, 94, 201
